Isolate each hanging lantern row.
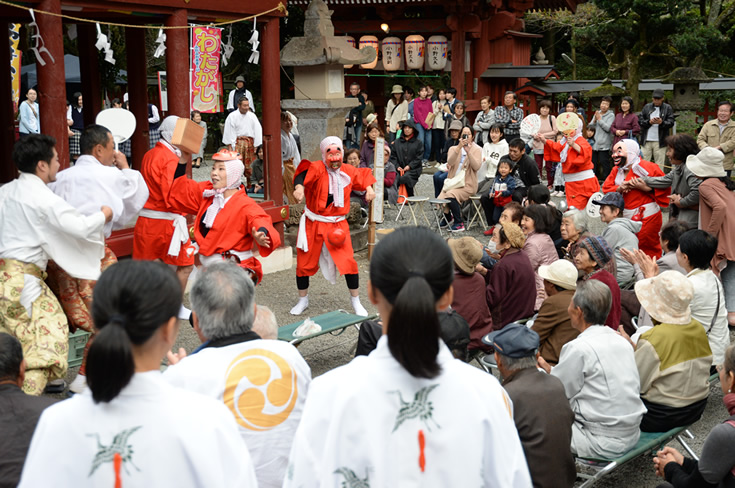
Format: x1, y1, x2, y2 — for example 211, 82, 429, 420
344, 35, 448, 71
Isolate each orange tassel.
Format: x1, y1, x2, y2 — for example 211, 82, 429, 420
113, 452, 122, 488
418, 430, 426, 472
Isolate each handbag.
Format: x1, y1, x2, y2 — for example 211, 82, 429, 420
397, 167, 408, 204
425, 111, 436, 127
442, 168, 466, 192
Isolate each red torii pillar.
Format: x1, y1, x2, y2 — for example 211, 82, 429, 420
77, 24, 102, 126
37, 0, 69, 169
0, 21, 15, 183
125, 26, 149, 170
448, 15, 466, 101
165, 9, 191, 176
261, 16, 285, 238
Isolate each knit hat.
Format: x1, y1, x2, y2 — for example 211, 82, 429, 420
501, 222, 526, 249
577, 236, 613, 268
212, 149, 244, 189
159, 115, 179, 143
448, 237, 483, 275
687, 147, 726, 178
635, 270, 693, 325
320, 136, 343, 162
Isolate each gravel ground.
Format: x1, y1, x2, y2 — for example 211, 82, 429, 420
59, 159, 732, 487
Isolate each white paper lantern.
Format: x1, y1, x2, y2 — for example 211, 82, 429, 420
427, 35, 448, 71
359, 35, 379, 69
381, 37, 402, 72
344, 36, 355, 69
405, 35, 425, 70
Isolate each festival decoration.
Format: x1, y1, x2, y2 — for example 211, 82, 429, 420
28, 9, 55, 66
191, 26, 222, 113
359, 35, 379, 69
221, 26, 234, 67
248, 18, 259, 64
427, 35, 448, 71
153, 28, 166, 58
9, 24, 21, 111
405, 35, 424, 70
381, 37, 401, 71
94, 23, 115, 65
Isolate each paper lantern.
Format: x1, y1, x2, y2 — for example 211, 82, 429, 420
381, 37, 402, 72
359, 35, 379, 69
344, 36, 355, 69
427, 35, 448, 71
405, 35, 425, 70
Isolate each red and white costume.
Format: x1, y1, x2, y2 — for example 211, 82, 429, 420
295, 144, 375, 282
603, 139, 669, 259
133, 116, 196, 266
544, 130, 600, 209
170, 152, 280, 285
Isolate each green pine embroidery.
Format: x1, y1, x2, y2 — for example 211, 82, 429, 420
87, 426, 142, 477
334, 467, 370, 488
390, 384, 441, 432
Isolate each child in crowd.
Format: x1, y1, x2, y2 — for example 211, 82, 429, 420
488, 159, 516, 224
585, 126, 595, 148
249, 145, 264, 194
547, 132, 565, 197
191, 110, 207, 169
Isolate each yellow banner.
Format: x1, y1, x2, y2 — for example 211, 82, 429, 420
10, 24, 21, 113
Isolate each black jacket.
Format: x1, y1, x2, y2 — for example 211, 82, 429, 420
441, 137, 460, 164
390, 120, 424, 184
502, 153, 540, 188
638, 102, 675, 147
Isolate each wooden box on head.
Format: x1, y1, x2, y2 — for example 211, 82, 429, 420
171, 118, 205, 154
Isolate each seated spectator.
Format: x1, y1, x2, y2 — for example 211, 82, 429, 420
676, 230, 730, 369
286, 227, 531, 486
479, 222, 536, 329
480, 159, 516, 227
560, 208, 590, 262
355, 310, 471, 362
252, 305, 278, 340
479, 202, 524, 269
0, 334, 56, 488
250, 145, 265, 194
434, 120, 462, 196
592, 192, 641, 286
390, 119, 423, 197
438, 125, 482, 232
634, 270, 712, 432
652, 344, 735, 487
521, 204, 559, 310
479, 123, 509, 192
532, 260, 580, 365
526, 184, 564, 249
18, 261, 256, 487
164, 263, 310, 488
486, 324, 576, 488
538, 280, 646, 459
504, 137, 541, 203
359, 122, 382, 168
575, 236, 622, 330
448, 237, 493, 352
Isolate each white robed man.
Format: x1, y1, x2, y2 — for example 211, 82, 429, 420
0, 134, 112, 395
282, 111, 301, 204
223, 97, 262, 187
48, 124, 149, 393
164, 262, 310, 488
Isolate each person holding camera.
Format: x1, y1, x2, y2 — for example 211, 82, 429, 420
437, 126, 482, 232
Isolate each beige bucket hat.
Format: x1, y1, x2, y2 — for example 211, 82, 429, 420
687, 146, 726, 178
538, 259, 578, 290
634, 270, 693, 325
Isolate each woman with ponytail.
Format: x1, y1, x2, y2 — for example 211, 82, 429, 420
284, 227, 531, 487
19, 261, 257, 487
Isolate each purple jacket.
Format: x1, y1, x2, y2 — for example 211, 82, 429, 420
360, 140, 375, 168
610, 112, 641, 146
485, 248, 536, 330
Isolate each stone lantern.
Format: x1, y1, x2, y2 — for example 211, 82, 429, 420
280, 0, 376, 161
584, 78, 626, 109
662, 67, 711, 111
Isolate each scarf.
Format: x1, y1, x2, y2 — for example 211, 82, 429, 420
320, 136, 351, 208
559, 128, 582, 164
615, 138, 649, 186
725, 392, 735, 415
202, 158, 244, 228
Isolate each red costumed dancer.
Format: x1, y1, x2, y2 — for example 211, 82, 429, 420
603, 139, 669, 259
133, 116, 196, 318
170, 150, 280, 285
290, 136, 376, 316
541, 125, 600, 209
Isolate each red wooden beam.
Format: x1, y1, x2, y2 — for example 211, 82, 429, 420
36, 0, 68, 169
125, 26, 149, 170
77, 23, 102, 126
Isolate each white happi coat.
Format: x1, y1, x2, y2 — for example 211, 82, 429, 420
284, 336, 532, 488
551, 325, 647, 459
19, 371, 257, 487
0, 173, 105, 280
49, 155, 149, 238
223, 110, 263, 147
163, 338, 311, 488
281, 129, 301, 170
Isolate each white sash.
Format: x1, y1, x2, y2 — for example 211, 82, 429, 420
564, 169, 596, 183
199, 250, 254, 268
139, 208, 188, 257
